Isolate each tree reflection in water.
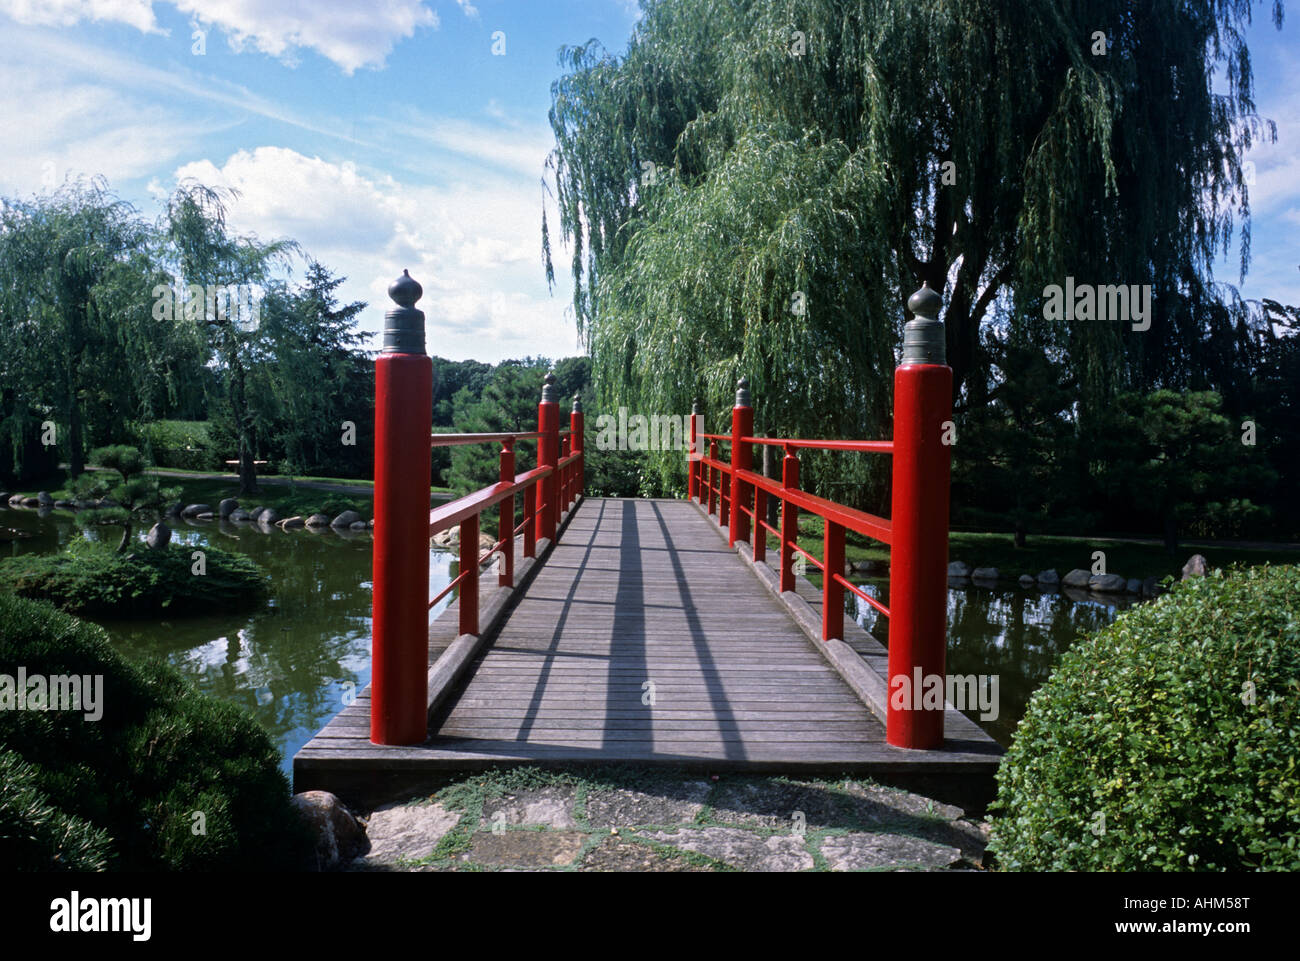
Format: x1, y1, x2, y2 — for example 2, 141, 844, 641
847, 578, 1135, 746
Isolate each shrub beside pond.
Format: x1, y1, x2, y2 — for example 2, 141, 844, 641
989, 564, 1300, 871
0, 592, 313, 870
1, 537, 267, 617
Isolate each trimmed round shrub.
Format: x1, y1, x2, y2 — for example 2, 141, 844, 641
2, 538, 266, 617
0, 593, 313, 870
989, 564, 1300, 871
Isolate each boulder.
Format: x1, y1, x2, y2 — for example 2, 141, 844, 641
305, 513, 331, 529
1181, 554, 1209, 579
1036, 569, 1060, 586
1018, 574, 1035, 588
1089, 573, 1127, 592
194, 512, 214, 521
279, 515, 305, 529
165, 501, 183, 517
290, 791, 369, 871
1125, 578, 1142, 595
146, 522, 171, 550
54, 499, 75, 509
971, 566, 999, 582
1062, 569, 1092, 589
349, 521, 368, 531
1141, 576, 1160, 597
432, 527, 458, 548
218, 498, 239, 518
947, 561, 972, 578
330, 510, 363, 529
22, 497, 39, 508
181, 503, 212, 518
258, 508, 280, 526
37, 491, 53, 506
851, 558, 888, 575
8, 494, 26, 507
246, 506, 264, 521
229, 508, 251, 522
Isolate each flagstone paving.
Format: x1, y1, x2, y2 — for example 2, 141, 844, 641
343, 770, 990, 872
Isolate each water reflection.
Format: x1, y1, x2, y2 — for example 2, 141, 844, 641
1, 507, 455, 776
847, 577, 1135, 746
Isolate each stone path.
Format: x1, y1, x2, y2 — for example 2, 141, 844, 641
344, 772, 989, 872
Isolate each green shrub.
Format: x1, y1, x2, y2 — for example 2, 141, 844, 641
0, 750, 113, 870
0, 593, 313, 870
989, 564, 1300, 871
1, 538, 267, 617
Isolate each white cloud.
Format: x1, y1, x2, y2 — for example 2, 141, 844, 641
168, 145, 578, 362
0, 0, 439, 72
0, 0, 159, 32
456, 0, 479, 18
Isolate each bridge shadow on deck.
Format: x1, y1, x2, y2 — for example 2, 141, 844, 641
427, 498, 879, 762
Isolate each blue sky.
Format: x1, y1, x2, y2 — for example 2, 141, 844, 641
0, 0, 1296, 363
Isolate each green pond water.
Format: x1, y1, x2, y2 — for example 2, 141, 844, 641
1, 505, 1136, 771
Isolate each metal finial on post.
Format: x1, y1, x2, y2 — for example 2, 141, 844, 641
692, 397, 702, 415
383, 269, 426, 354
901, 282, 944, 365
735, 377, 752, 407
572, 393, 582, 413
541, 371, 558, 404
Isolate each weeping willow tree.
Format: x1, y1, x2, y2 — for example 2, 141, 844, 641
0, 179, 172, 478
543, 0, 1283, 501
163, 181, 298, 494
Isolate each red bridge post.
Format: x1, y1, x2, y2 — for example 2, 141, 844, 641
728, 378, 753, 547
888, 283, 953, 750
535, 372, 559, 544
370, 270, 433, 746
687, 398, 700, 501
571, 394, 584, 506
778, 446, 800, 592
498, 440, 515, 587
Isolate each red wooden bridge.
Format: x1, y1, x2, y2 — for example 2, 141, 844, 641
293, 272, 1001, 805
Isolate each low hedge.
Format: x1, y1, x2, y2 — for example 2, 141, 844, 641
988, 564, 1300, 871
0, 592, 313, 870
2, 538, 266, 617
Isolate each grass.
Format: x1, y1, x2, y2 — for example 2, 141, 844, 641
377, 765, 974, 872
765, 513, 1300, 585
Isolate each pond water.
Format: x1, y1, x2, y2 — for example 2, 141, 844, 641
847, 579, 1137, 746
2, 505, 1137, 770
1, 505, 456, 778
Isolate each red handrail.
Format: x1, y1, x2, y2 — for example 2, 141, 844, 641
689, 287, 952, 750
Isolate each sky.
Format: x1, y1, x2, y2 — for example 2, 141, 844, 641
0, 0, 1296, 365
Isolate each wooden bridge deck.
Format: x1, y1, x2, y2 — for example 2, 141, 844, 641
295, 497, 1000, 805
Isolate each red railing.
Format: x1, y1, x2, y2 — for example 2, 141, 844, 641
369, 270, 584, 746
688, 284, 952, 749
